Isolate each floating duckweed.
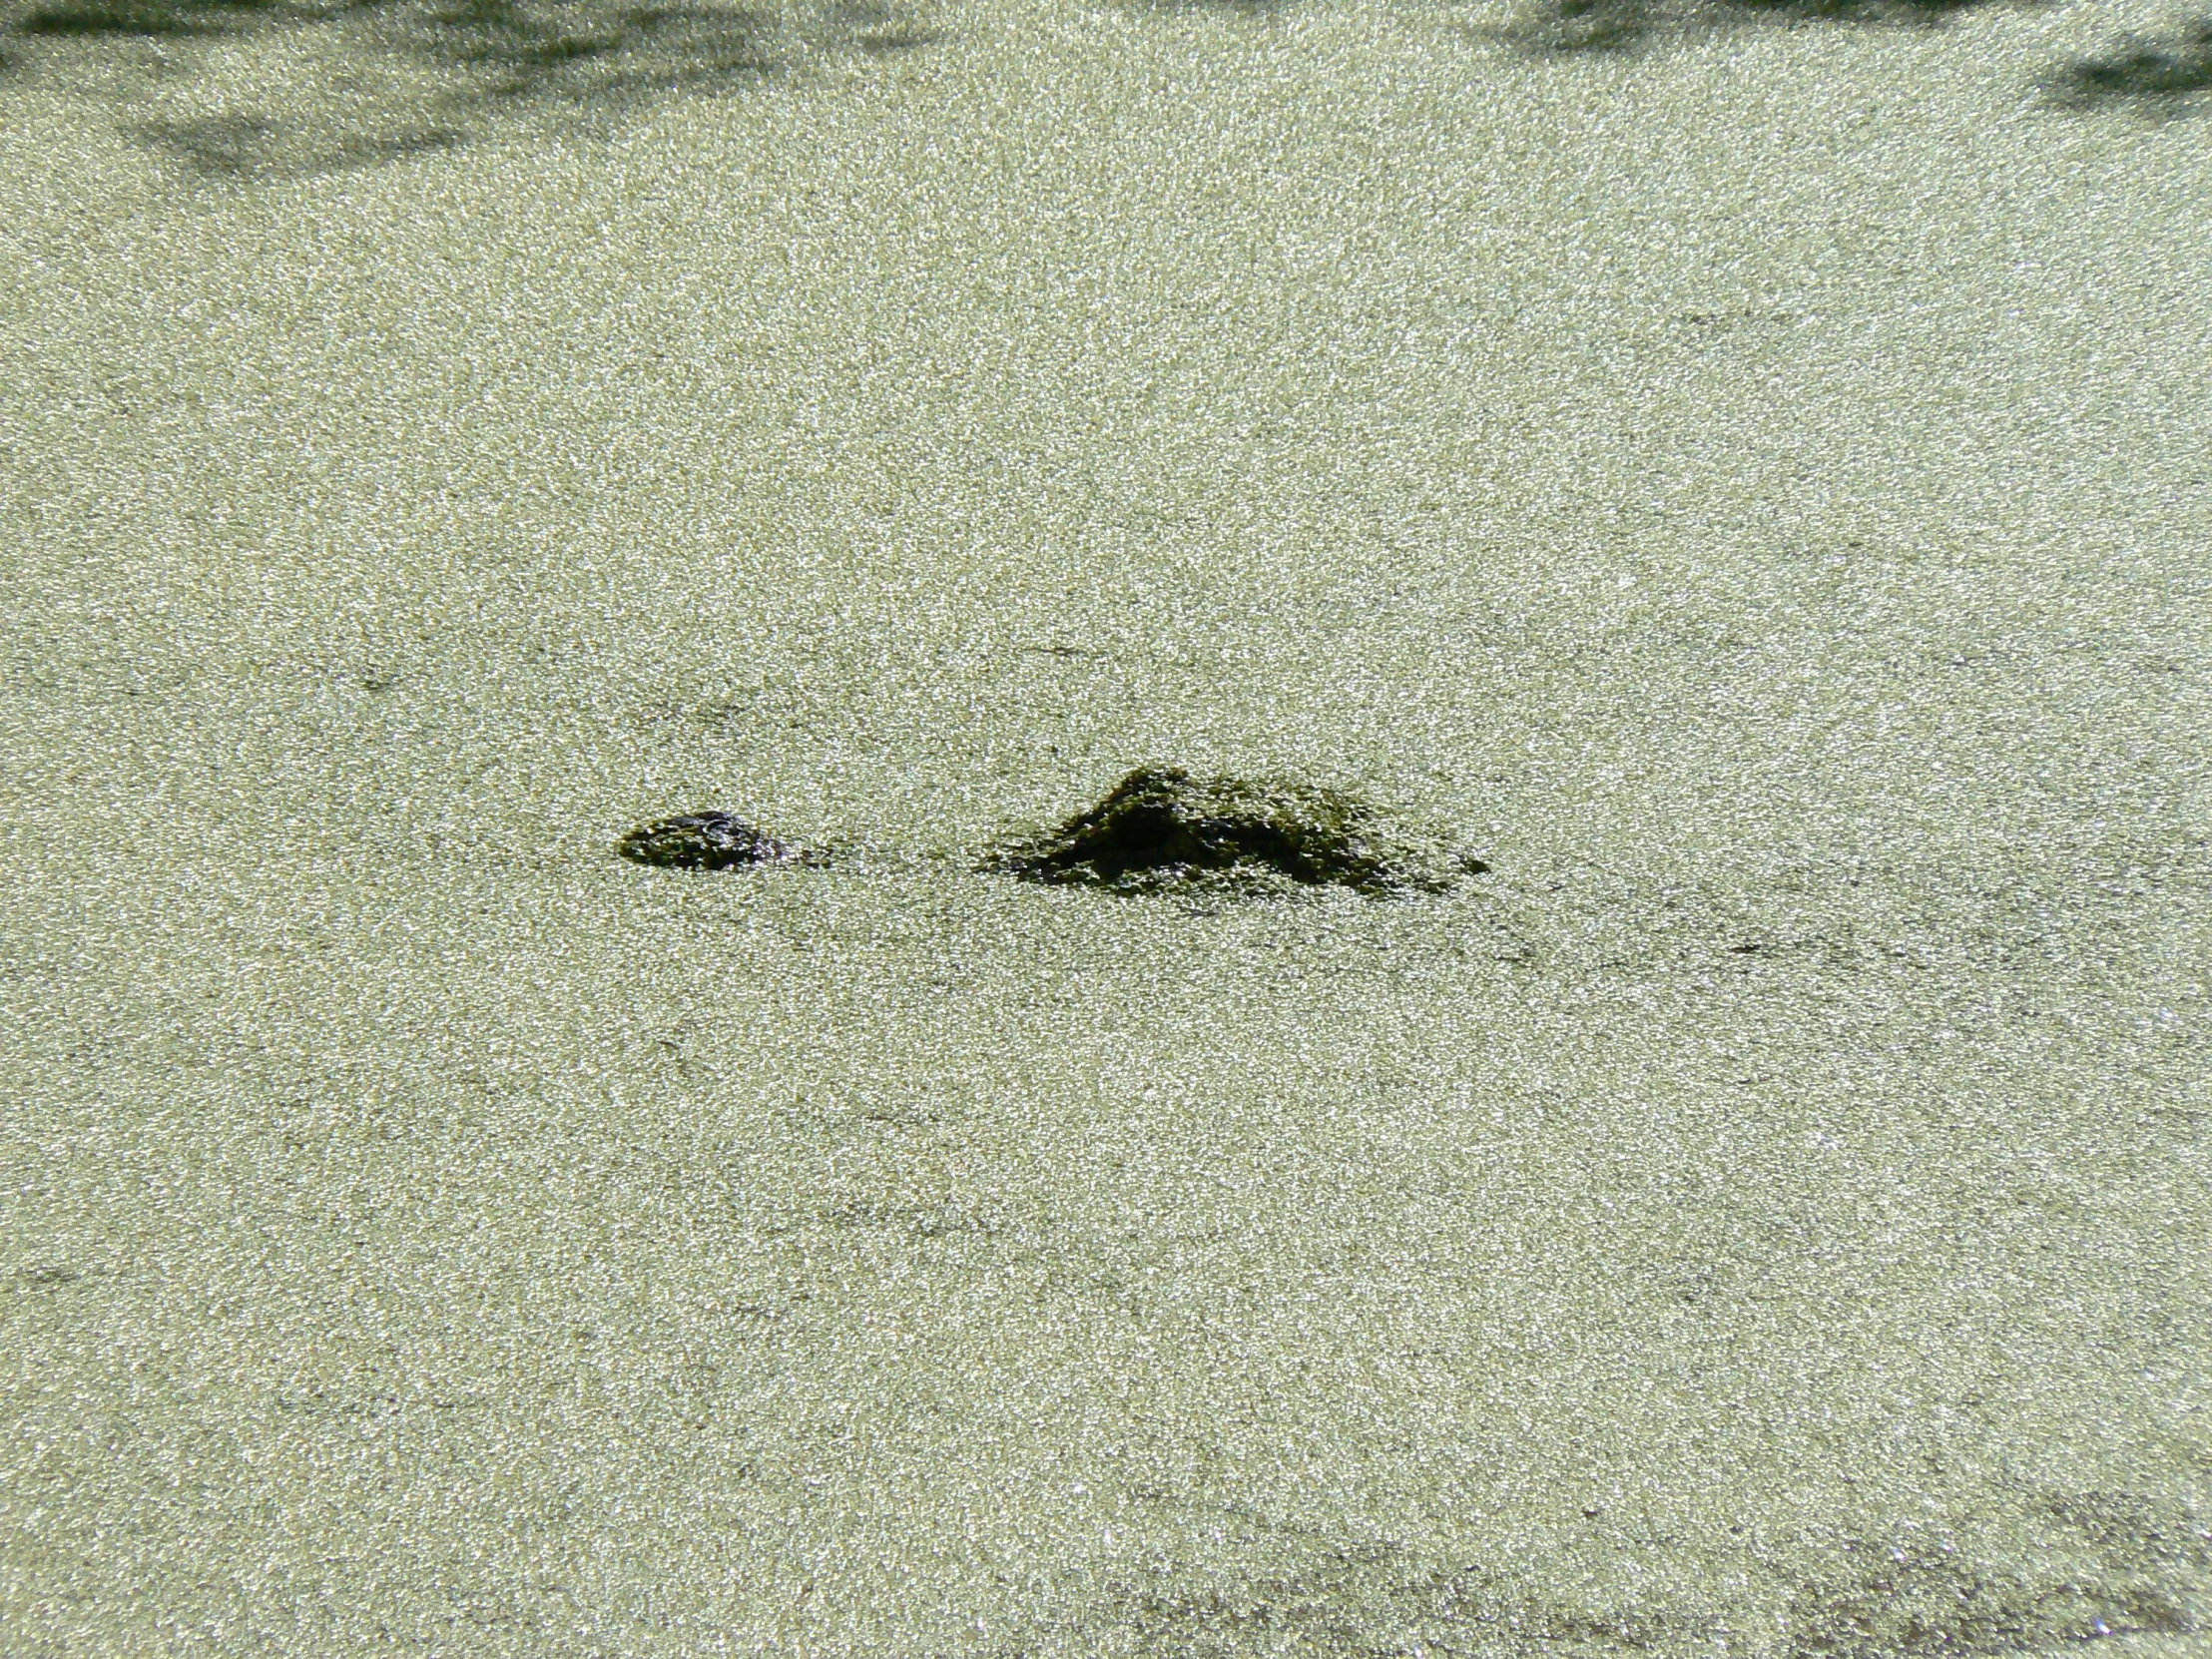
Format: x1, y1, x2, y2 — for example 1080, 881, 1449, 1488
617, 810, 812, 871
981, 765, 1486, 899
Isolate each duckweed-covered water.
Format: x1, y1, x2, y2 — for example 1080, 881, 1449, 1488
2, 0, 2209, 1652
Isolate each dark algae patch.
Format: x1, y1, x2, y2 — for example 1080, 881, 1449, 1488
2054, 19, 2212, 105
981, 765, 1485, 899
617, 809, 817, 871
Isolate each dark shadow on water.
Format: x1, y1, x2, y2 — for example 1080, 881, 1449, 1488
1492, 0, 2009, 55
2051, 18, 2212, 106
136, 110, 462, 173
15, 0, 339, 36
1514, 0, 1644, 53
832, 0, 930, 52
387, 0, 774, 102
1135, 0, 1300, 16
2, 0, 936, 177
850, 21, 928, 51
1083, 1496, 2207, 1659
1730, 0, 1988, 14
6, 0, 777, 90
